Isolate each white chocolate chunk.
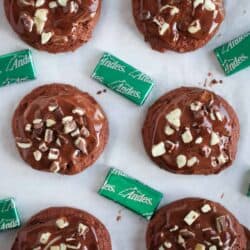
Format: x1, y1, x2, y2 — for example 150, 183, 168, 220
181, 128, 193, 143
152, 142, 166, 157
164, 125, 174, 136
193, 0, 204, 8
209, 246, 217, 250
187, 156, 198, 167
36, 0, 45, 7
169, 225, 179, 232
188, 19, 201, 34
50, 161, 60, 173
190, 101, 202, 111
48, 104, 58, 111
25, 123, 32, 132
17, 141, 32, 149
204, 0, 216, 11
56, 218, 69, 229
20, 0, 35, 6
160, 5, 180, 16
195, 137, 203, 144
158, 246, 164, 250
201, 204, 212, 213
46, 119, 56, 127
70, 1, 79, 13
62, 116, 73, 124
210, 112, 216, 121
195, 243, 206, 250
34, 9, 48, 34
49, 1, 58, 8
33, 118, 43, 124
48, 148, 60, 160
60, 244, 67, 250
40, 232, 51, 244
41, 32, 53, 45
184, 210, 200, 225
72, 107, 85, 116
78, 223, 88, 236
164, 241, 172, 248
209, 22, 218, 34
176, 155, 187, 168
153, 17, 169, 36
66, 243, 81, 249
217, 153, 228, 165
50, 247, 60, 250
215, 111, 223, 121
166, 108, 181, 127
57, 0, 68, 6
33, 150, 42, 161
210, 132, 220, 146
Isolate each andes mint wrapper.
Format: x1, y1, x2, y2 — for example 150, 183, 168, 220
0, 49, 36, 86
92, 52, 154, 105
214, 32, 250, 76
98, 168, 163, 220
247, 183, 250, 197
0, 198, 21, 231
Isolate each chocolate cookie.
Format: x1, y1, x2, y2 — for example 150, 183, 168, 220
12, 83, 109, 175
244, 227, 250, 250
146, 198, 247, 250
132, 0, 225, 52
12, 207, 112, 250
142, 87, 240, 175
4, 0, 101, 53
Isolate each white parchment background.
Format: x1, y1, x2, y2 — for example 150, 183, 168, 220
0, 0, 249, 249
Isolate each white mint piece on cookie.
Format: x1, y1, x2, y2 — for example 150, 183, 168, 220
195, 244, 206, 250
17, 141, 32, 149
164, 241, 172, 248
72, 107, 85, 116
195, 137, 203, 144
78, 223, 88, 236
187, 156, 198, 167
36, 0, 45, 7
217, 153, 228, 165
33, 150, 42, 161
57, 0, 68, 6
56, 218, 69, 229
204, 0, 216, 11
164, 125, 175, 136
152, 142, 166, 157
210, 132, 220, 146
193, 0, 204, 8
201, 204, 212, 213
215, 111, 223, 121
190, 101, 202, 111
46, 119, 56, 127
41, 32, 53, 45
39, 232, 51, 244
181, 128, 193, 143
159, 23, 169, 36
184, 210, 200, 225
166, 108, 181, 127
188, 20, 201, 34
160, 5, 180, 16
49, 1, 58, 8
34, 9, 48, 34
176, 155, 187, 168
209, 246, 217, 250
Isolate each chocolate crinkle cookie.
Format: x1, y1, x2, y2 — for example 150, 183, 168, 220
146, 198, 248, 250
142, 87, 240, 175
132, 0, 225, 52
4, 0, 101, 53
12, 83, 109, 175
12, 207, 112, 250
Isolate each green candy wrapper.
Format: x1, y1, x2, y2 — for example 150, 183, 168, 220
0, 198, 21, 231
214, 32, 250, 76
92, 52, 154, 105
0, 49, 36, 87
98, 168, 163, 220
247, 184, 250, 197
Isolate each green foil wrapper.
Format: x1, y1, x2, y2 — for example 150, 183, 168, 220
214, 32, 250, 76
0, 198, 21, 231
0, 49, 36, 87
92, 52, 154, 105
247, 184, 250, 197
98, 168, 163, 220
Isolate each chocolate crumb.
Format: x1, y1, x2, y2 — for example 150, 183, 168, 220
97, 91, 102, 95
220, 193, 224, 199
116, 215, 122, 222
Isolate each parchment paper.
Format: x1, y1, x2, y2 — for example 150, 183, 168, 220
0, 0, 249, 249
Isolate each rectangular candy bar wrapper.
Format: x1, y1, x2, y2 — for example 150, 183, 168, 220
247, 184, 250, 197
0, 198, 21, 231
92, 52, 154, 105
0, 49, 36, 87
214, 31, 250, 76
98, 168, 163, 220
